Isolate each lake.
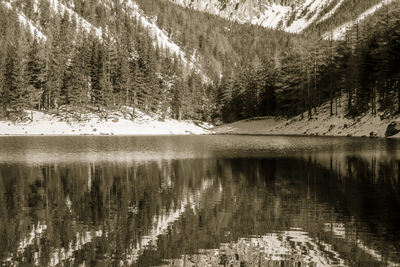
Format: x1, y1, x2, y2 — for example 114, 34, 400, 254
0, 135, 399, 266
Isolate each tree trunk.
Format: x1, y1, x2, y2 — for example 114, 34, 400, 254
348, 90, 352, 112
335, 96, 338, 116
397, 81, 400, 113
307, 71, 311, 118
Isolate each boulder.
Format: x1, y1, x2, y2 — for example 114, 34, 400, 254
385, 121, 400, 137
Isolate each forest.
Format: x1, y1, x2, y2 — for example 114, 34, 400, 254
0, 0, 399, 124
0, 0, 211, 121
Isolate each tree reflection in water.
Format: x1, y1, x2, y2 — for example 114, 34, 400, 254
0, 139, 399, 266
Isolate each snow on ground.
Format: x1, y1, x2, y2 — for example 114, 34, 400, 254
3, 0, 103, 40
213, 116, 282, 135
324, 0, 396, 40
214, 97, 399, 138
122, 0, 210, 82
4, 98, 397, 137
255, 3, 291, 29
48, 0, 103, 39
169, 0, 340, 33
268, 99, 397, 137
123, 0, 193, 68
0, 110, 212, 136
169, 0, 392, 36
285, 0, 331, 33
318, 0, 346, 23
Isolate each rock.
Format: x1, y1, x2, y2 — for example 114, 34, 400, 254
385, 121, 400, 137
112, 117, 119, 123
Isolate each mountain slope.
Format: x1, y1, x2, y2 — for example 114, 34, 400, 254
1, 0, 399, 129
0, 0, 212, 122
324, 0, 396, 40
48, 0, 103, 39
168, 0, 393, 39
3, 0, 200, 72
122, 0, 199, 70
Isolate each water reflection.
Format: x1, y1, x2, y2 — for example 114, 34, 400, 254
0, 136, 399, 266
165, 230, 346, 266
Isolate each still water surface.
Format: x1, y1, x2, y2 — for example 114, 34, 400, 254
0, 135, 399, 266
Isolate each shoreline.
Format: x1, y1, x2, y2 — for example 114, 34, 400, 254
2, 106, 400, 138
212, 117, 397, 138
212, 100, 400, 138
0, 110, 212, 136
0, 132, 392, 138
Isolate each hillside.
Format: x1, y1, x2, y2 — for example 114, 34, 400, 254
0, 0, 213, 125
0, 0, 399, 136
213, 97, 399, 137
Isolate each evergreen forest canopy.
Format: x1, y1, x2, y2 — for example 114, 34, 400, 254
0, 0, 399, 124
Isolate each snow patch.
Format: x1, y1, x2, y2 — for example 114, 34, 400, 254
318, 0, 346, 23
169, 0, 393, 36
48, 0, 103, 39
256, 3, 291, 29
214, 95, 396, 138
0, 109, 212, 136
285, 0, 331, 33
122, 0, 210, 82
325, 0, 396, 40
169, 0, 337, 33
123, 0, 193, 68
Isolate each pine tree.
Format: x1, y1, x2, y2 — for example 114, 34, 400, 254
38, 0, 50, 30
68, 33, 90, 119
259, 59, 277, 116
216, 68, 233, 122
89, 37, 103, 108
3, 41, 25, 118
26, 37, 45, 113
